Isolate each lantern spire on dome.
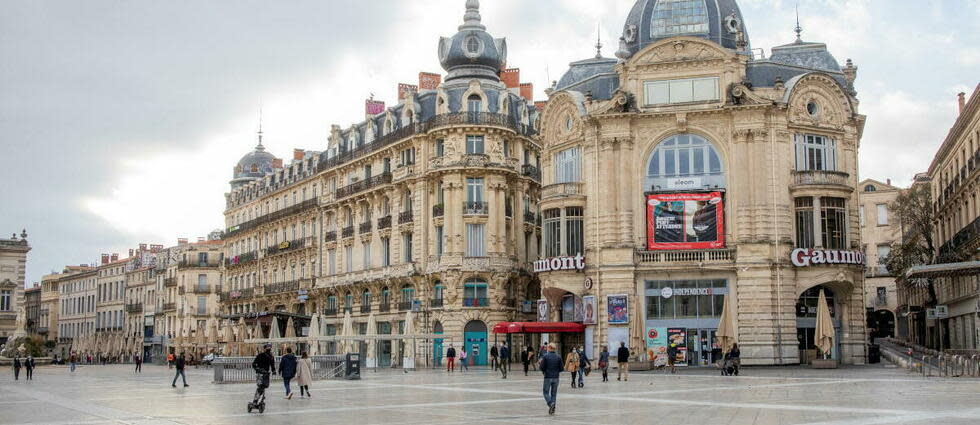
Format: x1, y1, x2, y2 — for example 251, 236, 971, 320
256, 106, 265, 150
460, 0, 484, 31
794, 2, 803, 43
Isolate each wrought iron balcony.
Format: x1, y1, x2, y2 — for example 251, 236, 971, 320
359, 221, 373, 234
524, 210, 536, 223
463, 201, 489, 215
430, 298, 444, 308
432, 204, 444, 217
224, 198, 319, 238
342, 226, 355, 238
379, 302, 391, 312
324, 231, 337, 242
264, 279, 309, 295
191, 286, 212, 294
377, 215, 392, 230
360, 305, 372, 313
177, 260, 220, 269
398, 210, 413, 224
336, 172, 392, 199
791, 170, 851, 188
225, 251, 258, 267
265, 238, 307, 256
125, 303, 143, 313
163, 302, 176, 311
219, 287, 254, 302
462, 297, 489, 307
399, 300, 415, 311
163, 277, 177, 287
542, 182, 585, 199
522, 164, 541, 180
323, 308, 338, 316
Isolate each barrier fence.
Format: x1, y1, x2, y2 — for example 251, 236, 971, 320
212, 354, 354, 384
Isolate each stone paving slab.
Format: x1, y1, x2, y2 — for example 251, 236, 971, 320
2, 363, 980, 424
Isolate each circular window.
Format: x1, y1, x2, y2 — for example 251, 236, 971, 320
806, 101, 820, 117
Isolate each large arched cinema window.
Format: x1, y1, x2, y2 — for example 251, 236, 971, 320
645, 134, 724, 191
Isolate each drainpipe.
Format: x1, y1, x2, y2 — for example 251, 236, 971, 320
770, 130, 784, 364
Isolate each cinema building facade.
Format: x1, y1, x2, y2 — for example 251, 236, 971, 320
534, 0, 868, 366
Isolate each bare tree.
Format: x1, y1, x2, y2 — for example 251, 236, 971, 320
884, 184, 944, 306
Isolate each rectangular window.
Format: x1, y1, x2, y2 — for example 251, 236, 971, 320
553, 147, 581, 183
565, 207, 584, 256
820, 197, 848, 249
795, 197, 815, 248
644, 77, 719, 105
381, 237, 391, 267
197, 274, 207, 291
198, 252, 207, 265
876, 204, 888, 226
466, 135, 485, 155
328, 249, 337, 274
466, 224, 486, 257
435, 139, 445, 157
403, 234, 413, 263
543, 209, 562, 257
0, 290, 9, 311
466, 178, 484, 203
197, 296, 207, 315
363, 242, 372, 270
344, 246, 353, 273
401, 148, 415, 166
794, 134, 838, 171
876, 244, 891, 275
435, 226, 444, 257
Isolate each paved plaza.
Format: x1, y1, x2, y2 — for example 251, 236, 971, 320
2, 362, 980, 425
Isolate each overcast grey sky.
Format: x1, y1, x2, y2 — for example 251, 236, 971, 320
2, 0, 977, 285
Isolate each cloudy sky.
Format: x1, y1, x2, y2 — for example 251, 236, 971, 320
2, 0, 978, 284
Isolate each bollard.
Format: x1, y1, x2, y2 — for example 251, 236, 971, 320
213, 362, 224, 383
922, 356, 931, 377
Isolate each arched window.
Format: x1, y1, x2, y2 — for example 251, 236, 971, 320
381, 286, 390, 306
433, 280, 445, 302
401, 284, 415, 308
344, 292, 353, 310
864, 185, 876, 192
361, 290, 371, 307
467, 94, 483, 113
646, 134, 725, 189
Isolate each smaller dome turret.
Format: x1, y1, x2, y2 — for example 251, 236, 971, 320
231, 130, 277, 190
438, 0, 507, 83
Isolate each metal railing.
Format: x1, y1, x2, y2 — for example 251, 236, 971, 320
265, 238, 308, 256
163, 277, 177, 287
212, 355, 351, 383
378, 303, 391, 312
225, 251, 258, 267
463, 298, 489, 307
377, 216, 392, 230
220, 287, 255, 302
324, 231, 337, 242
432, 204, 444, 217
542, 182, 585, 199
323, 308, 338, 316
359, 221, 373, 234
360, 305, 372, 313
398, 211, 413, 224
635, 249, 735, 264
336, 172, 392, 199
125, 303, 143, 313
463, 201, 488, 215
342, 226, 354, 238
265, 279, 309, 295
398, 301, 415, 311
191, 286, 212, 294
163, 302, 176, 311
791, 170, 851, 187
224, 199, 319, 238
524, 210, 536, 224
430, 298, 444, 308
177, 260, 220, 269
522, 164, 541, 180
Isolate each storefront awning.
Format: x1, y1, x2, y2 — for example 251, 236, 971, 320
905, 261, 980, 279
492, 322, 586, 334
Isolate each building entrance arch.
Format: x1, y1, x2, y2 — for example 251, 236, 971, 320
463, 320, 488, 366
795, 285, 840, 363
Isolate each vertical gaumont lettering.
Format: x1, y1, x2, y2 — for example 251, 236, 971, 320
534, 253, 586, 272
790, 248, 865, 267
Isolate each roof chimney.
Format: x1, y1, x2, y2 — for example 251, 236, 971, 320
418, 72, 441, 91
101, 254, 109, 265
293, 149, 305, 161
501, 68, 520, 89
197, 237, 205, 243
519, 83, 534, 101
959, 92, 967, 114
177, 238, 188, 245
110, 253, 119, 262
128, 248, 134, 258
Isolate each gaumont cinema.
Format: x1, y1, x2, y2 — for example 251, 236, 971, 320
532, 0, 868, 367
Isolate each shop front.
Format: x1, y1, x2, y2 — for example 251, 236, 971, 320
644, 279, 729, 367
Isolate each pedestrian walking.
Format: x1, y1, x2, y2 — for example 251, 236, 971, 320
527, 346, 536, 371
249, 344, 276, 413
13, 356, 21, 380
25, 356, 35, 380
616, 342, 630, 381
564, 349, 579, 389
446, 345, 456, 372
598, 346, 610, 382
522, 346, 533, 376
667, 343, 679, 374
167, 352, 174, 369
69, 352, 77, 373
539, 343, 562, 416
134, 353, 142, 373
499, 343, 510, 378
171, 352, 188, 388
296, 351, 313, 398
576, 347, 590, 388
459, 348, 468, 372
490, 343, 499, 371
280, 347, 298, 399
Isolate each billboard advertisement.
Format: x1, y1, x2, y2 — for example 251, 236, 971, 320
582, 296, 597, 325
646, 192, 725, 250
607, 295, 629, 324
645, 327, 669, 367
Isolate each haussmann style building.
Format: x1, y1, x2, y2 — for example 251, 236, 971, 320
534, 0, 868, 366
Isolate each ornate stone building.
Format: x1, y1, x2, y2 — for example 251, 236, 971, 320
156, 239, 223, 356
858, 178, 901, 339
54, 266, 97, 355
220, 0, 542, 366
0, 230, 30, 347
536, 0, 867, 365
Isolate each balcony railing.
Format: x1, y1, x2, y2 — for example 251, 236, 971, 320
522, 164, 541, 180
177, 260, 220, 269
524, 210, 536, 224
940, 214, 980, 258
324, 231, 337, 242
163, 302, 176, 311
426, 112, 532, 136
377, 215, 392, 230
635, 249, 736, 264
342, 226, 355, 239
225, 251, 258, 267
265, 238, 308, 256
542, 182, 585, 199
430, 298, 444, 308
398, 210, 413, 224
125, 303, 143, 313
379, 303, 391, 312
359, 221, 373, 234
463, 298, 489, 307
224, 198, 319, 238
432, 204, 445, 217
264, 279, 309, 295
791, 170, 851, 187
317, 125, 418, 173
336, 172, 392, 199
323, 308, 338, 316
463, 201, 489, 215
220, 287, 255, 302
163, 277, 177, 287
399, 300, 415, 311
191, 286, 212, 294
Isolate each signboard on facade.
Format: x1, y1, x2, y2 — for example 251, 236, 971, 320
533, 254, 585, 273
665, 177, 703, 190
790, 248, 865, 267
607, 294, 629, 324
583, 296, 597, 325
645, 326, 669, 367
667, 328, 688, 366
365, 99, 386, 115
659, 286, 716, 299
935, 305, 949, 319
537, 299, 549, 322
646, 192, 725, 250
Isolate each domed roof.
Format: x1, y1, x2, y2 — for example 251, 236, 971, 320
768, 39, 841, 73
617, 0, 749, 58
438, 0, 507, 83
231, 138, 276, 189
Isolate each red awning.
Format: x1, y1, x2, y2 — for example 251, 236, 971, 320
492, 322, 586, 334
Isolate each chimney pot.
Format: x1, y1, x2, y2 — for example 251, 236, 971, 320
293, 149, 305, 161
959, 92, 967, 114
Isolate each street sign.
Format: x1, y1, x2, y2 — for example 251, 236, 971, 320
935, 305, 949, 319
926, 308, 937, 320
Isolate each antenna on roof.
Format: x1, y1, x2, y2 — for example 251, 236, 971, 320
257, 104, 264, 148
595, 23, 603, 58
794, 1, 803, 43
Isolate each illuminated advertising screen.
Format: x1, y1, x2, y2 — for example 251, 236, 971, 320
646, 192, 725, 250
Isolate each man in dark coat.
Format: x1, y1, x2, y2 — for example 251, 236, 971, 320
279, 347, 298, 399
499, 343, 510, 378
617, 342, 631, 381
25, 356, 35, 380
538, 343, 562, 416
12, 356, 21, 380
489, 344, 499, 371
251, 344, 276, 407
446, 345, 456, 372
171, 352, 188, 387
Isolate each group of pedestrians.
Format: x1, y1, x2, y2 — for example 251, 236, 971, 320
444, 344, 469, 372
249, 344, 315, 410
10, 356, 36, 381
539, 341, 632, 415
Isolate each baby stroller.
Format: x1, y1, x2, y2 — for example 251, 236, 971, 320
720, 358, 739, 376
247, 368, 270, 413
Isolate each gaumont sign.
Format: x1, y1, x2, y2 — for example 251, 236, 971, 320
790, 248, 865, 267
534, 254, 585, 273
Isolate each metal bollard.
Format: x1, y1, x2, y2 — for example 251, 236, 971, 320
922, 356, 931, 377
